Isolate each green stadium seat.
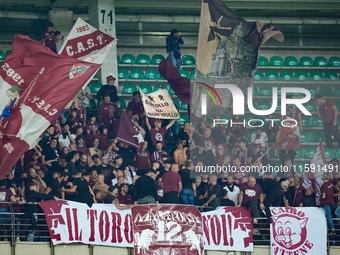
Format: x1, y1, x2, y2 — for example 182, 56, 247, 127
122, 84, 137, 94
136, 54, 151, 64
295, 71, 309, 81
280, 71, 294, 81
318, 86, 334, 97
265, 71, 279, 81
91, 83, 102, 93
311, 131, 325, 143
191, 69, 196, 80
313, 56, 328, 67
269, 149, 280, 158
301, 116, 312, 127
336, 148, 340, 158
130, 69, 145, 79
324, 148, 335, 159
178, 70, 190, 79
151, 54, 165, 64
139, 84, 153, 94
177, 114, 189, 126
284, 56, 298, 66
5, 50, 11, 56
299, 132, 310, 143
329, 56, 340, 67
181, 102, 188, 110
334, 86, 340, 96
145, 69, 160, 79
270, 56, 284, 66
0, 50, 5, 60
336, 102, 340, 112
257, 100, 272, 110
254, 71, 264, 81
118, 99, 126, 109
324, 71, 338, 81
169, 86, 175, 95
172, 99, 180, 109
259, 86, 272, 96
154, 84, 167, 92
118, 68, 130, 79
117, 55, 120, 64
253, 87, 259, 96
182, 55, 196, 65
299, 56, 313, 67
296, 148, 304, 159
258, 56, 269, 66
305, 147, 316, 158
305, 85, 318, 96
303, 101, 316, 112
312, 116, 323, 127
309, 71, 323, 81
121, 54, 136, 64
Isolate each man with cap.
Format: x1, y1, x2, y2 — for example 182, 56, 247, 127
96, 75, 119, 104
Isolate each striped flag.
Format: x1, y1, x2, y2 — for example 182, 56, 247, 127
0, 35, 100, 179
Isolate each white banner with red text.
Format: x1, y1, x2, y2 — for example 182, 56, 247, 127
270, 207, 327, 255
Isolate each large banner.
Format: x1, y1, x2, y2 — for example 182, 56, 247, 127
270, 207, 327, 255
0, 35, 100, 179
59, 18, 116, 64
140, 88, 180, 119
131, 204, 204, 255
202, 206, 253, 251
39, 200, 134, 247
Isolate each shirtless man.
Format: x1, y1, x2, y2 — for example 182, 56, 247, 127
173, 140, 188, 166
92, 174, 110, 201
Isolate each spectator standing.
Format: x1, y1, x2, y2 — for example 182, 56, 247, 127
151, 141, 169, 161
166, 29, 184, 70
146, 117, 175, 147
203, 175, 222, 210
133, 170, 158, 204
40, 22, 57, 53
134, 141, 150, 171
117, 183, 134, 205
96, 75, 119, 104
179, 161, 194, 205
174, 140, 188, 165
315, 94, 340, 148
222, 176, 240, 206
320, 173, 336, 235
162, 164, 182, 204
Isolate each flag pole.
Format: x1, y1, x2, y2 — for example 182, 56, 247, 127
260, 148, 271, 159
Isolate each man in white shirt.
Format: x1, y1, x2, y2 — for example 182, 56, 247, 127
222, 176, 240, 206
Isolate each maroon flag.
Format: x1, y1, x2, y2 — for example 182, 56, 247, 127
302, 142, 328, 205
116, 110, 144, 149
272, 120, 300, 150
158, 59, 190, 105
0, 35, 100, 179
132, 204, 204, 255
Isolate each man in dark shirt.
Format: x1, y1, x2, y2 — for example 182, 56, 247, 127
203, 175, 222, 211
65, 151, 79, 177
315, 94, 340, 148
104, 186, 132, 210
127, 91, 144, 118
300, 187, 316, 207
97, 155, 115, 185
75, 154, 89, 174
42, 137, 59, 170
45, 172, 68, 198
179, 161, 194, 205
133, 170, 158, 204
96, 75, 119, 104
262, 174, 284, 218
166, 29, 184, 70
320, 173, 336, 234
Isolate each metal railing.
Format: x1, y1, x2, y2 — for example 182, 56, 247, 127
0, 202, 340, 247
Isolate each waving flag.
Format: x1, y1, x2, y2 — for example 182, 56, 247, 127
272, 119, 300, 150
0, 35, 100, 179
302, 142, 327, 206
59, 18, 116, 64
116, 110, 144, 149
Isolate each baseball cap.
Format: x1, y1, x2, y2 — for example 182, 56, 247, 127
106, 75, 116, 82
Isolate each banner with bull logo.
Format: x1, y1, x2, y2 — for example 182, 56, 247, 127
202, 206, 253, 251
39, 200, 134, 247
131, 204, 204, 255
139, 88, 180, 119
270, 207, 327, 255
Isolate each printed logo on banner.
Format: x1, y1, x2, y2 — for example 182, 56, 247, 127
69, 63, 92, 79
270, 207, 327, 255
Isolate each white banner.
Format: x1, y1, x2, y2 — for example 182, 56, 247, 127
270, 207, 327, 255
202, 206, 253, 251
140, 88, 180, 119
39, 200, 133, 247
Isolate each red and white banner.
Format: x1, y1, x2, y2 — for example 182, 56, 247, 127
302, 142, 328, 205
140, 88, 180, 119
39, 200, 134, 247
270, 207, 327, 255
0, 35, 100, 179
132, 204, 204, 255
202, 206, 253, 251
59, 18, 116, 64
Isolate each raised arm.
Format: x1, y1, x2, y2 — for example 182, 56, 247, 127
166, 119, 176, 130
